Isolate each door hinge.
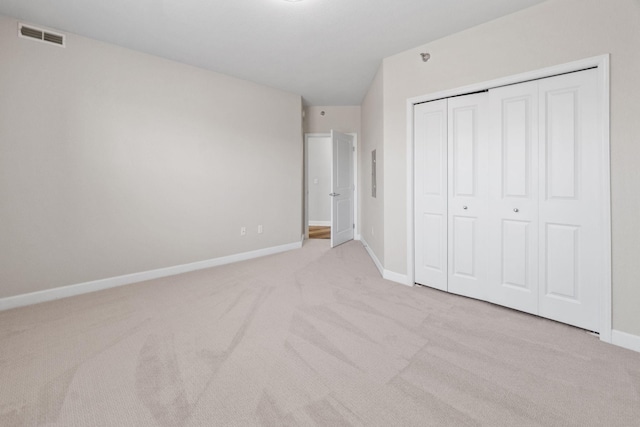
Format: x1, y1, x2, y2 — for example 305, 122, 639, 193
352, 146, 355, 152
353, 223, 355, 229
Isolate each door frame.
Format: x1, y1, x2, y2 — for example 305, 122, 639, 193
304, 132, 359, 241
406, 55, 611, 343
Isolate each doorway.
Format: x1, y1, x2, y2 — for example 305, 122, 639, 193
304, 132, 358, 245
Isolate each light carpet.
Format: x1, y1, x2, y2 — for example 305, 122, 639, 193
0, 239, 639, 426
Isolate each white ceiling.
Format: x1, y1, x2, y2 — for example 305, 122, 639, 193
0, 0, 546, 105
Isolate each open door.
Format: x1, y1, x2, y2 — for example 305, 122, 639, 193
330, 130, 354, 247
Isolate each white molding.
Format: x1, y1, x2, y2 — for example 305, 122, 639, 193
597, 55, 612, 344
611, 330, 640, 353
360, 237, 384, 276
406, 55, 611, 341
406, 55, 609, 106
0, 240, 303, 312
383, 270, 413, 287
309, 221, 331, 226
406, 96, 416, 287
361, 237, 412, 287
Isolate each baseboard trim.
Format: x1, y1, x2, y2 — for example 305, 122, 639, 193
383, 270, 413, 287
611, 329, 640, 353
0, 240, 303, 312
359, 238, 413, 287
360, 237, 383, 277
309, 221, 331, 227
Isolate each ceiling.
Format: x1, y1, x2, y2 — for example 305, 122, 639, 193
0, 0, 546, 105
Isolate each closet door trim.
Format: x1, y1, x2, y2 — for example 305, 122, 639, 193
406, 55, 611, 343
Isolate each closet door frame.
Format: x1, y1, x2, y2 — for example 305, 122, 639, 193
406, 55, 611, 343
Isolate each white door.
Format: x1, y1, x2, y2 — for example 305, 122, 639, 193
447, 93, 489, 300
487, 81, 539, 314
412, 68, 605, 333
538, 69, 602, 331
414, 99, 448, 290
330, 130, 354, 248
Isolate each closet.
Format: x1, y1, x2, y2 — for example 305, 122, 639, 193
414, 68, 605, 331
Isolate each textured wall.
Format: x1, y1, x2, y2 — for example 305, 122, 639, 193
0, 15, 303, 298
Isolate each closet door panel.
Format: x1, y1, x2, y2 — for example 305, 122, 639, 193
451, 216, 476, 277
414, 100, 448, 290
545, 223, 580, 299
452, 108, 476, 197
546, 91, 578, 199
500, 219, 530, 288
538, 69, 601, 332
487, 82, 539, 313
447, 93, 489, 300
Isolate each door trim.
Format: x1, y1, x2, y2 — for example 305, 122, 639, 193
304, 132, 359, 241
406, 55, 611, 343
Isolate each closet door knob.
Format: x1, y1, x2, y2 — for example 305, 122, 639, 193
513, 208, 519, 213
463, 206, 468, 210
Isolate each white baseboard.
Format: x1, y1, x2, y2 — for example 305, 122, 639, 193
611, 329, 640, 353
383, 270, 413, 287
309, 221, 331, 226
360, 237, 383, 276
360, 238, 413, 287
0, 240, 303, 312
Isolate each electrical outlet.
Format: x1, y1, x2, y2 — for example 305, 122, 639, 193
258, 225, 263, 234
240, 227, 246, 236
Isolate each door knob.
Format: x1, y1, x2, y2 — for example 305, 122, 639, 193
463, 206, 468, 210
329, 193, 340, 197
513, 208, 519, 213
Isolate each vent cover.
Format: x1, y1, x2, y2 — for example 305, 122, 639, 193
18, 23, 65, 47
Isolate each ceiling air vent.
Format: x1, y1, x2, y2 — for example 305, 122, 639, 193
18, 23, 65, 47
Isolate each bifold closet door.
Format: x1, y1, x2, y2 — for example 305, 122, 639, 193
447, 93, 489, 300
487, 81, 539, 314
538, 69, 602, 332
414, 100, 448, 291
413, 68, 604, 332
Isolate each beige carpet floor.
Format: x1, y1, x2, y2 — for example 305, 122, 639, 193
1, 239, 639, 426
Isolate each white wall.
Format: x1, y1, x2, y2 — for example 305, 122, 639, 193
307, 136, 331, 225
365, 0, 640, 336
0, 15, 303, 299
360, 66, 385, 265
303, 106, 361, 135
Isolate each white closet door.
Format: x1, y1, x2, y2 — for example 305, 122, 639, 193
448, 93, 489, 300
538, 69, 602, 332
414, 100, 448, 290
487, 81, 539, 314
